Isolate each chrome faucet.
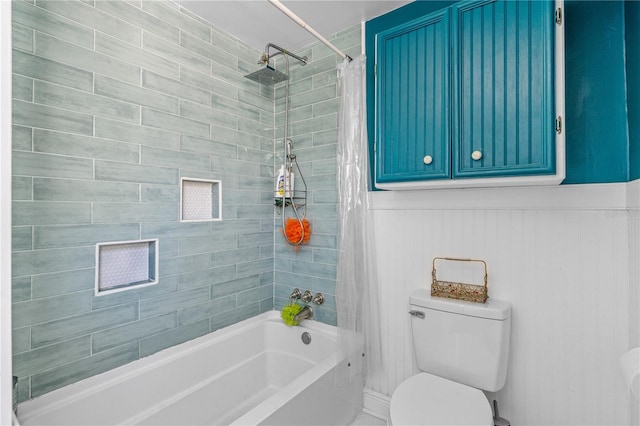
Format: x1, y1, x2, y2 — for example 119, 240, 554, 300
293, 305, 313, 322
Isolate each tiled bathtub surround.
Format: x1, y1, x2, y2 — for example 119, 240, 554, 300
271, 27, 362, 324
12, 0, 357, 402
11, 0, 280, 401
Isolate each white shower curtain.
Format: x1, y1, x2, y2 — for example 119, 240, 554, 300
336, 55, 382, 383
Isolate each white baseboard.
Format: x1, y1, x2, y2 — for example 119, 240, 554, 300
363, 388, 391, 421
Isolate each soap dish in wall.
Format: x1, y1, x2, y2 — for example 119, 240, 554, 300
95, 239, 159, 296
180, 177, 222, 222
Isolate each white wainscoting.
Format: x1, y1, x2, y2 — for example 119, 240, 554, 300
628, 180, 640, 425
367, 182, 637, 425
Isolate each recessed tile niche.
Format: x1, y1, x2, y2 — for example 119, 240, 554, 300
180, 177, 222, 222
95, 239, 159, 296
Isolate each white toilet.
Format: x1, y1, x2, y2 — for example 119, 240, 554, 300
388, 289, 511, 426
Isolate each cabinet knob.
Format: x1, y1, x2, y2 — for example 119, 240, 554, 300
423, 155, 433, 165
471, 150, 483, 161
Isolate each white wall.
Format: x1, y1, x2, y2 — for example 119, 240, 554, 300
0, 1, 13, 424
628, 181, 640, 424
367, 182, 637, 425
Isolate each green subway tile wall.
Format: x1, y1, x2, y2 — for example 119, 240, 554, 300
272, 25, 362, 325
11, 0, 356, 401
11, 0, 270, 401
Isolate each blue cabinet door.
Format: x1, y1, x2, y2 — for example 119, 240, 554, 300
452, 0, 555, 178
375, 9, 450, 183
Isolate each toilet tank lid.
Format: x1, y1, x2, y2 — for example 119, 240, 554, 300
410, 289, 511, 320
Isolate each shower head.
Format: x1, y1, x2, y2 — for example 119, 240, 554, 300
244, 65, 289, 86
245, 43, 308, 86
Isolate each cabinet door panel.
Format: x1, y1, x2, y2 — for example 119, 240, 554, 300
452, 0, 555, 178
375, 9, 450, 183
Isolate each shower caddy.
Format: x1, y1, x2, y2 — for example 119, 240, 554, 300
273, 140, 308, 226
274, 115, 309, 247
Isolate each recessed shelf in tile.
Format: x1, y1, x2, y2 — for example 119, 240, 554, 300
95, 239, 159, 296
180, 177, 222, 222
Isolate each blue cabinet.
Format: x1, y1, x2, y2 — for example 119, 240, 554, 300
375, 9, 450, 183
375, 0, 563, 189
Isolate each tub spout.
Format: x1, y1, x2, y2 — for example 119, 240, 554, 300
293, 305, 313, 322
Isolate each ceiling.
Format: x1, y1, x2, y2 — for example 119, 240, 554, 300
178, 1, 413, 54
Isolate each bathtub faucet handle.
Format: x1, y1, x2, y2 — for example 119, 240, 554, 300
312, 293, 324, 305
289, 288, 302, 302
301, 290, 313, 303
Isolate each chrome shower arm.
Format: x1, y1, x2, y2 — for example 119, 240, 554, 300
263, 43, 308, 65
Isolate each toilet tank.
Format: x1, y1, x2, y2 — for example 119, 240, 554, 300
409, 289, 511, 392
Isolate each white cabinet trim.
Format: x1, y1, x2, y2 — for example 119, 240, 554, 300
370, 181, 635, 211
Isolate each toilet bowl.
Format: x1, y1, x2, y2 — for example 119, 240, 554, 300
388, 373, 493, 426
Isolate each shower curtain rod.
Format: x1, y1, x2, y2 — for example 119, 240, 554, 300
267, 0, 353, 62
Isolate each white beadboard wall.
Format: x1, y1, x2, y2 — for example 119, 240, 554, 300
629, 180, 640, 425
367, 182, 639, 425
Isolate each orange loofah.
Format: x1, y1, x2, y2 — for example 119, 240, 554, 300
283, 217, 311, 247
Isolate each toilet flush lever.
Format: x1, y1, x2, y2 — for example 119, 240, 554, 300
408, 310, 425, 319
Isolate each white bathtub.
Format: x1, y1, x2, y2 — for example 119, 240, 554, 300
17, 311, 363, 425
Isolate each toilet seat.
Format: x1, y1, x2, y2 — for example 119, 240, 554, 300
388, 373, 493, 426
